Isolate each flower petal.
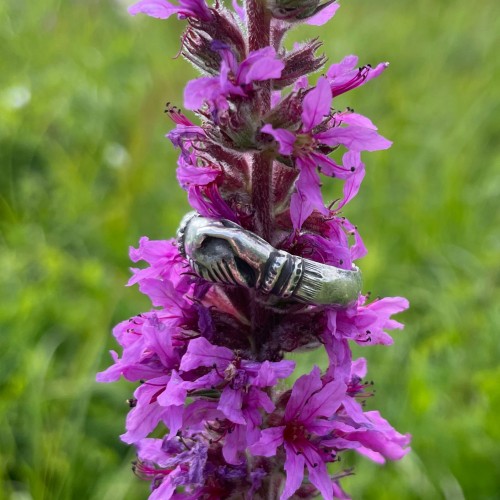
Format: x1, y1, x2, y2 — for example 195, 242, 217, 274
351, 357, 368, 379
326, 55, 359, 79
183, 77, 221, 110
280, 442, 306, 500
121, 376, 171, 443
312, 152, 352, 180
232, 0, 245, 20
253, 360, 296, 387
284, 365, 322, 422
163, 404, 184, 438
343, 410, 412, 461
343, 218, 367, 261
137, 278, 181, 309
367, 296, 409, 320
261, 124, 295, 155
342, 396, 373, 426
304, 2, 340, 26
337, 158, 365, 209
129, 0, 211, 20
237, 47, 284, 84
327, 55, 388, 97
218, 387, 246, 424
316, 126, 392, 152
301, 77, 332, 132
290, 157, 328, 230
179, 337, 233, 371
182, 400, 224, 430
128, 0, 180, 19
136, 438, 173, 467
176, 161, 220, 189
187, 183, 239, 222
305, 455, 334, 500
222, 423, 247, 464
249, 426, 285, 457
339, 112, 378, 130
324, 326, 352, 384
149, 474, 176, 500
300, 379, 346, 422
157, 370, 187, 406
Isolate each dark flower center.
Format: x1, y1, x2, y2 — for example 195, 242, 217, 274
283, 422, 306, 442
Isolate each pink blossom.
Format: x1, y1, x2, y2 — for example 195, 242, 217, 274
262, 77, 391, 229
251, 366, 347, 500
184, 46, 284, 113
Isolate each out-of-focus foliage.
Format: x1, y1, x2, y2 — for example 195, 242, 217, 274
0, 0, 498, 498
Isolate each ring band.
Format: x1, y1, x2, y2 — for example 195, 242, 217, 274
177, 212, 362, 308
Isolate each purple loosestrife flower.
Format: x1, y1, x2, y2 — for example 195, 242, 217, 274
177, 155, 239, 221
184, 45, 285, 116
167, 337, 295, 463
178, 337, 294, 424
134, 437, 209, 498
100, 0, 411, 497
328, 295, 410, 346
251, 366, 347, 500
263, 76, 391, 229
251, 363, 410, 500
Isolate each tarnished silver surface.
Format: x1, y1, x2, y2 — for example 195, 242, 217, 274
177, 212, 362, 308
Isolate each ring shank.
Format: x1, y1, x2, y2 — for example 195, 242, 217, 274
294, 259, 362, 307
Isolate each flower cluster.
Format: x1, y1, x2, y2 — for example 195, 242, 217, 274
98, 0, 411, 498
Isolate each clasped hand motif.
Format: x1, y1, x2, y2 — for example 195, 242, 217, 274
177, 212, 362, 308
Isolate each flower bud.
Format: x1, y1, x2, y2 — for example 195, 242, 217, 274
181, 9, 246, 75
182, 27, 222, 75
274, 38, 326, 89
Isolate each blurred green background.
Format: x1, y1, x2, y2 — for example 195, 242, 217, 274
1, 0, 499, 498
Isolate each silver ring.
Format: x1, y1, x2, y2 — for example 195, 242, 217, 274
177, 212, 362, 308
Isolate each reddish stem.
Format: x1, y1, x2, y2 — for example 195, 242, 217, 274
247, 0, 271, 52
246, 0, 273, 242
245, 0, 274, 358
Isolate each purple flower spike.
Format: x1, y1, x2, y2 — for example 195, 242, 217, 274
101, 1, 411, 498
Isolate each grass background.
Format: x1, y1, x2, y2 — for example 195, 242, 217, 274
1, 0, 499, 498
